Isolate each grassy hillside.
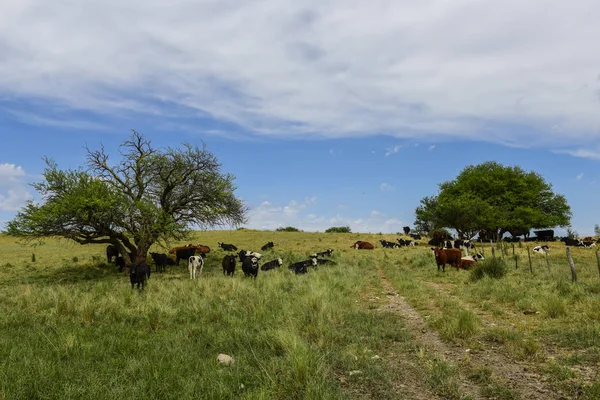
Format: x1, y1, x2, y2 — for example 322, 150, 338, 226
1, 231, 599, 399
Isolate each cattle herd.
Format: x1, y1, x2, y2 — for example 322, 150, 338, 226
106, 232, 599, 289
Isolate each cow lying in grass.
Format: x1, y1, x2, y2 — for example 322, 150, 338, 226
261, 242, 275, 251
351, 241, 374, 250
533, 245, 550, 254
288, 258, 317, 274
310, 248, 334, 258
218, 242, 238, 251
260, 258, 283, 271
457, 253, 485, 270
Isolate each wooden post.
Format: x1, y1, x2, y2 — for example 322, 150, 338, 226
566, 247, 578, 283
596, 249, 600, 275
514, 254, 518, 269
545, 251, 551, 273
490, 240, 495, 258
527, 246, 532, 274
512, 242, 515, 256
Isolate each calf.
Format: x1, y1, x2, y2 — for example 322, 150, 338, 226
188, 255, 204, 279
150, 252, 174, 273
351, 241, 374, 250
260, 258, 283, 271
310, 249, 334, 258
130, 263, 151, 290
288, 258, 317, 274
458, 253, 484, 270
222, 255, 236, 276
106, 245, 119, 263
261, 241, 275, 251
242, 256, 259, 279
533, 245, 550, 254
431, 247, 462, 272
218, 242, 238, 251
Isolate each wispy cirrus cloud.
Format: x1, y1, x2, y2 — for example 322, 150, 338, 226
385, 145, 402, 156
1, 0, 600, 156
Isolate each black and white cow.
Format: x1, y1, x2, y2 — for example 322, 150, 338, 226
410, 234, 422, 240
238, 250, 262, 263
397, 238, 415, 247
260, 258, 283, 271
261, 242, 275, 251
218, 242, 238, 251
380, 239, 399, 248
561, 238, 580, 246
130, 263, 151, 290
242, 256, 259, 279
188, 255, 204, 279
288, 258, 317, 274
577, 241, 596, 248
453, 240, 475, 250
310, 248, 334, 258
533, 245, 550, 254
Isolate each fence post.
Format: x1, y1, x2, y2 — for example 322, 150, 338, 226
566, 247, 578, 283
490, 240, 495, 258
595, 248, 600, 281
545, 251, 551, 273
514, 254, 518, 269
527, 246, 532, 273
512, 242, 515, 256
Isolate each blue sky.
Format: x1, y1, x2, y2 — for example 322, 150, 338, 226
1, 0, 599, 235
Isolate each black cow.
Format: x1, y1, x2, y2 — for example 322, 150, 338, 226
218, 242, 238, 251
238, 250, 262, 263
397, 238, 415, 247
175, 248, 196, 265
409, 234, 422, 240
380, 239, 399, 248
261, 242, 275, 251
222, 255, 236, 276
130, 263, 151, 290
310, 249, 334, 258
242, 256, 259, 279
561, 237, 580, 246
106, 245, 119, 263
453, 240, 474, 249
534, 230, 554, 241
428, 237, 443, 246
150, 252, 174, 273
260, 258, 283, 271
288, 258, 317, 274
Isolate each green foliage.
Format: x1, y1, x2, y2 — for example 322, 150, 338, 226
325, 226, 351, 233
5, 131, 247, 265
470, 258, 508, 281
594, 224, 600, 237
415, 161, 572, 239
276, 226, 302, 232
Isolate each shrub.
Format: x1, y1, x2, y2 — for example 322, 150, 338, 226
470, 258, 508, 281
276, 226, 302, 232
325, 226, 351, 233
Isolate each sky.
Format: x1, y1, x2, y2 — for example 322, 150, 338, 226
1, 0, 599, 236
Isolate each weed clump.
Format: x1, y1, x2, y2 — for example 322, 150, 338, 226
470, 258, 507, 281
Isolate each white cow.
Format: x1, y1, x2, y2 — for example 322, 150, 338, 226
188, 255, 204, 279
533, 245, 550, 254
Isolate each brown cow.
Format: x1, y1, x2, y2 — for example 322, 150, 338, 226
169, 244, 211, 254
431, 247, 461, 272
351, 241, 374, 250
458, 258, 476, 270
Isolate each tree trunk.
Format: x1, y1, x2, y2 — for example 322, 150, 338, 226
566, 247, 577, 283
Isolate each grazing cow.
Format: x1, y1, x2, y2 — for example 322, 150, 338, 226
431, 247, 462, 272
533, 245, 550, 254
149, 252, 174, 273
561, 237, 580, 246
351, 241, 374, 250
130, 263, 151, 290
218, 242, 238, 251
188, 255, 204, 279
410, 233, 422, 240
310, 249, 334, 258
260, 258, 283, 271
242, 256, 259, 279
106, 245, 119, 263
261, 242, 275, 251
534, 230, 554, 241
380, 239, 399, 248
288, 258, 317, 274
222, 255, 236, 276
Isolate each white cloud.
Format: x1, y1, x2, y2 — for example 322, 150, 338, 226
0, 164, 32, 211
385, 145, 402, 156
428, 145, 436, 151
246, 197, 402, 232
2, 0, 600, 154
576, 173, 584, 180
380, 182, 394, 191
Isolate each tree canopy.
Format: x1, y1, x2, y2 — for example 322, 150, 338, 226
6, 131, 247, 264
414, 161, 571, 240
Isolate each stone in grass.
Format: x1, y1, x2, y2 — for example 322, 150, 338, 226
217, 353, 235, 366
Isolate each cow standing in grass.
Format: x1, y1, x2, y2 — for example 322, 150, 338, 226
431, 247, 461, 272
188, 255, 204, 279
222, 255, 236, 276
130, 263, 151, 290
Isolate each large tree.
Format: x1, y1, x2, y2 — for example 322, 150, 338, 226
414, 161, 571, 240
6, 131, 247, 265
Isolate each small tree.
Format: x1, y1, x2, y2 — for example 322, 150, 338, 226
594, 224, 600, 237
325, 226, 351, 233
6, 131, 247, 266
276, 226, 301, 232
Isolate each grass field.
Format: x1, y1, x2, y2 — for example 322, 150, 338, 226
1, 231, 599, 399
